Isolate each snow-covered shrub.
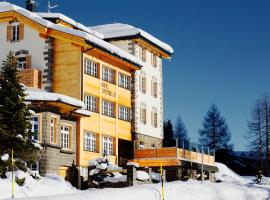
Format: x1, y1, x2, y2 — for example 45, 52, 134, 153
88, 155, 125, 187
136, 170, 150, 181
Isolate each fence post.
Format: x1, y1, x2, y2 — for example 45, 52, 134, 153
127, 165, 136, 186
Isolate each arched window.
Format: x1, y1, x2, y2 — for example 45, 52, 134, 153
140, 71, 147, 94
15, 50, 31, 70
151, 77, 158, 98
151, 107, 158, 128
140, 103, 147, 125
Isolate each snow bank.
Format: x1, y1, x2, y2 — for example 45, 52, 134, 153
136, 171, 149, 181
216, 162, 252, 184
0, 172, 77, 199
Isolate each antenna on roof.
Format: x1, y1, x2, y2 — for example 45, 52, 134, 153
47, 0, 58, 13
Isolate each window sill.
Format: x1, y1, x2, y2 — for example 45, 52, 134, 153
60, 149, 74, 154
84, 73, 98, 79
83, 149, 97, 153
118, 118, 131, 123
102, 114, 116, 119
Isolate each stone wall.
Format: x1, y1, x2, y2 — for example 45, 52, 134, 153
39, 111, 76, 176
134, 133, 162, 149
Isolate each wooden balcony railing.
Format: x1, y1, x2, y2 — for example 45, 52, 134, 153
134, 147, 215, 166
20, 68, 42, 89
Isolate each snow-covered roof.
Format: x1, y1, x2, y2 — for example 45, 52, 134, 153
35, 12, 104, 39
25, 88, 84, 108
0, 2, 143, 68
89, 23, 174, 55
25, 88, 90, 117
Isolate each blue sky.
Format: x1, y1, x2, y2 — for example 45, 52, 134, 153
10, 0, 270, 150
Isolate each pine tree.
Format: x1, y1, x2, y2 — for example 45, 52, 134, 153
246, 100, 263, 171
174, 115, 189, 145
199, 104, 231, 151
0, 52, 36, 170
163, 119, 175, 147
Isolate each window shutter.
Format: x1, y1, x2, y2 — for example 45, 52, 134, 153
19, 23, 24, 41
7, 25, 12, 42
151, 111, 153, 126
25, 55, 31, 69
143, 48, 146, 61
151, 80, 153, 96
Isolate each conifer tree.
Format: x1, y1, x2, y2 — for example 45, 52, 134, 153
163, 119, 175, 147
199, 104, 231, 151
174, 115, 189, 145
0, 52, 35, 167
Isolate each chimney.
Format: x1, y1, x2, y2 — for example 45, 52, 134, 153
25, 0, 38, 12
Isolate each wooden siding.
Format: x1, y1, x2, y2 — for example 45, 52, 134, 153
52, 39, 82, 99
19, 68, 41, 88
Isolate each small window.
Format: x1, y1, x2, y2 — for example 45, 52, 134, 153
84, 59, 98, 77
103, 136, 113, 155
140, 72, 147, 94
102, 66, 115, 84
151, 52, 157, 67
84, 95, 98, 112
80, 167, 88, 178
151, 144, 156, 148
118, 73, 130, 89
140, 104, 147, 125
102, 100, 114, 117
30, 115, 39, 141
61, 125, 70, 149
50, 118, 56, 143
151, 108, 158, 128
84, 132, 96, 152
138, 46, 146, 62
7, 22, 24, 42
139, 141, 144, 149
119, 106, 130, 121
151, 78, 158, 98
17, 55, 31, 70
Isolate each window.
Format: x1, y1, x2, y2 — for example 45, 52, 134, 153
118, 73, 130, 89
84, 132, 96, 152
30, 116, 39, 141
84, 95, 98, 112
80, 167, 88, 178
151, 78, 158, 98
139, 141, 144, 149
140, 72, 147, 94
151, 108, 158, 128
7, 22, 24, 42
17, 55, 31, 70
139, 46, 146, 62
119, 106, 130, 121
140, 104, 147, 125
50, 118, 56, 143
84, 59, 98, 77
103, 136, 113, 155
151, 52, 157, 67
102, 66, 114, 84
102, 100, 114, 117
61, 125, 70, 149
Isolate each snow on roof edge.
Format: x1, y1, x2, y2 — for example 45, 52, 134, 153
89, 23, 174, 55
0, 2, 143, 68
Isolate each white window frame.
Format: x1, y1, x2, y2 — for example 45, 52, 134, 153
80, 167, 88, 178
140, 105, 147, 125
118, 73, 130, 89
17, 56, 26, 69
103, 136, 113, 155
12, 22, 20, 42
119, 106, 130, 121
102, 66, 114, 84
84, 132, 96, 152
84, 95, 97, 112
102, 100, 114, 117
61, 125, 70, 149
84, 59, 98, 77
50, 118, 56, 143
30, 115, 39, 141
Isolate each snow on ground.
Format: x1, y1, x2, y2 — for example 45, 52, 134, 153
0, 171, 77, 199
1, 163, 270, 200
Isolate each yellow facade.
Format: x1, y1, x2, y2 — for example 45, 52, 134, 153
78, 52, 133, 166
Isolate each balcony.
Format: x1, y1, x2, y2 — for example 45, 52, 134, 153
20, 68, 42, 89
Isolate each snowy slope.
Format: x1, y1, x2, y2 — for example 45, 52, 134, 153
215, 162, 252, 184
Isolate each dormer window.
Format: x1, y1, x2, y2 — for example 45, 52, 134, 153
7, 22, 24, 43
